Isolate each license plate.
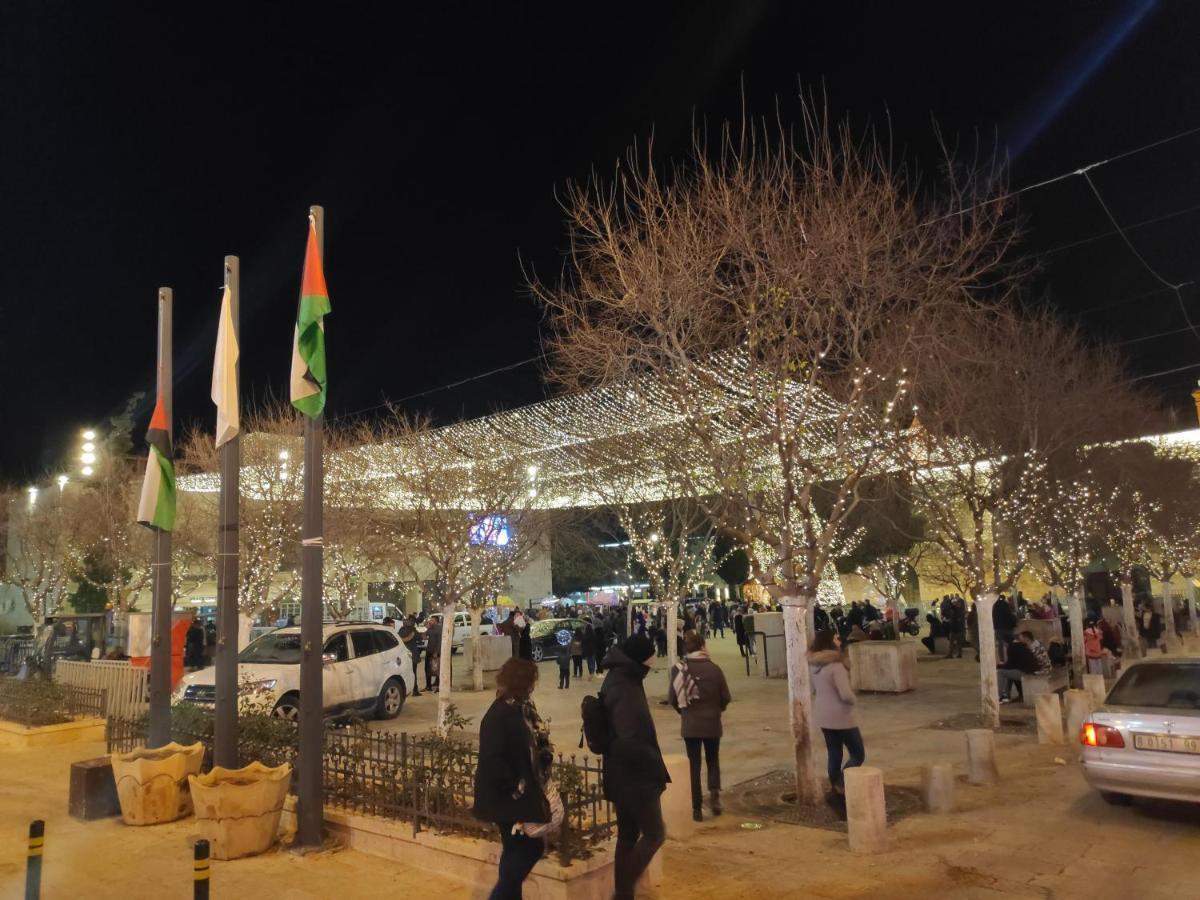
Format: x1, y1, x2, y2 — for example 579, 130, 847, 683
1133, 733, 1200, 755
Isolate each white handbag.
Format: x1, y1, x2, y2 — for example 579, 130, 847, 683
517, 780, 564, 838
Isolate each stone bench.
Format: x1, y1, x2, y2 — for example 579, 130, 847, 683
1019, 667, 1069, 705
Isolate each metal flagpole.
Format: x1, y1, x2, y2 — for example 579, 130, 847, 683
148, 287, 174, 748
297, 206, 325, 847
213, 257, 241, 769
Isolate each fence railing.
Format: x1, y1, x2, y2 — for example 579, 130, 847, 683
54, 660, 149, 721
0, 636, 33, 676
0, 680, 106, 728
107, 716, 613, 863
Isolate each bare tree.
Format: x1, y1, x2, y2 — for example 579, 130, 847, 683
73, 455, 153, 612
2, 485, 88, 620
355, 414, 548, 730
537, 103, 1020, 802
900, 307, 1146, 725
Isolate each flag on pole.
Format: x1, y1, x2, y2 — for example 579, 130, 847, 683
212, 285, 240, 447
290, 218, 330, 418
136, 394, 176, 531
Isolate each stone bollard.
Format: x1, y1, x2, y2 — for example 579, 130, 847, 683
659, 753, 696, 837
1064, 689, 1095, 750
1083, 673, 1108, 707
920, 763, 956, 813
1035, 693, 1065, 745
965, 729, 999, 785
844, 766, 888, 853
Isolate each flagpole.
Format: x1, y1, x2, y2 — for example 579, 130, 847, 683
297, 206, 325, 847
148, 287, 174, 748
214, 257, 241, 769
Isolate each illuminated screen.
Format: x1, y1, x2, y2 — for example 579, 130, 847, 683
470, 515, 511, 547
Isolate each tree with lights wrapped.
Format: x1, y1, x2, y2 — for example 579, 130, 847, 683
2, 484, 88, 621
538, 103, 1020, 803
899, 307, 1147, 725
357, 415, 548, 730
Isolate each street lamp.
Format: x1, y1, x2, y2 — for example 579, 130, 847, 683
57, 475, 68, 492
27, 486, 38, 507
79, 428, 99, 478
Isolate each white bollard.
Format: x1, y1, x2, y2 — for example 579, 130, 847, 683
1064, 689, 1095, 749
1035, 693, 1065, 745
921, 762, 956, 813
1083, 673, 1107, 707
844, 766, 888, 853
965, 729, 999, 785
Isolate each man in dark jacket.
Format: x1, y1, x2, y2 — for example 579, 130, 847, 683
600, 634, 669, 900
993, 594, 1018, 649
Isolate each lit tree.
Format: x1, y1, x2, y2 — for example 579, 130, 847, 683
900, 307, 1145, 725
357, 415, 548, 730
2, 484, 87, 621
538, 104, 1018, 802
73, 454, 153, 612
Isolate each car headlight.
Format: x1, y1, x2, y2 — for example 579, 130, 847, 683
240, 679, 277, 692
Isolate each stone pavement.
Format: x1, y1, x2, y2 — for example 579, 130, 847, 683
2, 636, 1198, 898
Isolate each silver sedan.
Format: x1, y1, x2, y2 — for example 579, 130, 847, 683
1080, 656, 1200, 805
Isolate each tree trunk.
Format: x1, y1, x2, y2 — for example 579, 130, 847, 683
436, 600, 457, 732
1068, 584, 1086, 687
780, 596, 821, 805
469, 606, 485, 691
975, 590, 1000, 728
666, 599, 679, 682
889, 595, 906, 640
1162, 587, 1179, 654
626, 600, 633, 639
1187, 578, 1198, 635
1120, 578, 1140, 660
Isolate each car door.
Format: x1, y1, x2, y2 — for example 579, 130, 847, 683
373, 628, 411, 696
321, 633, 354, 710
348, 630, 380, 707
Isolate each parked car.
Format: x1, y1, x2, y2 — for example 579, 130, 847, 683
175, 623, 414, 721
1080, 656, 1200, 805
529, 617, 586, 663
423, 610, 496, 654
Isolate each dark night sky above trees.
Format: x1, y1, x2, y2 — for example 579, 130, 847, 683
3, 0, 1200, 480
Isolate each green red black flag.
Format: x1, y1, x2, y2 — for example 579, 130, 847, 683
290, 217, 330, 418
136, 393, 176, 531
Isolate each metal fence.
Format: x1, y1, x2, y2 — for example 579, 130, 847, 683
54, 660, 149, 721
107, 717, 613, 863
0, 679, 106, 728
0, 635, 33, 676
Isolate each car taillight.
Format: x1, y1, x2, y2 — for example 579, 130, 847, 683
1080, 722, 1125, 748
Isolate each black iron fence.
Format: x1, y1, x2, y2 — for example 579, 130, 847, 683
107, 715, 613, 864
0, 679, 106, 727
0, 635, 33, 676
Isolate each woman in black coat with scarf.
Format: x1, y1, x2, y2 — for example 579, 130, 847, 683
472, 658, 553, 899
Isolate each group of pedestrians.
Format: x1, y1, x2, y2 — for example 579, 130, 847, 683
556, 623, 602, 688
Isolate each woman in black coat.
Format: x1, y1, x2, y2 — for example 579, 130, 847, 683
472, 658, 552, 899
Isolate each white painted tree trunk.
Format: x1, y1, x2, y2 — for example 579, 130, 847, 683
1162, 588, 1179, 654
667, 602, 676, 681
975, 591, 1000, 728
470, 605, 485, 691
1120, 579, 1140, 659
436, 600, 457, 732
626, 601, 633, 639
1068, 585, 1086, 687
1187, 579, 1199, 635
889, 595, 906, 639
780, 596, 821, 805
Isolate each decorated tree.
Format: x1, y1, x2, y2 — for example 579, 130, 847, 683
538, 104, 1018, 802
2, 484, 87, 621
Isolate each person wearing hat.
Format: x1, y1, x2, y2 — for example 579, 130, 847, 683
600, 633, 670, 900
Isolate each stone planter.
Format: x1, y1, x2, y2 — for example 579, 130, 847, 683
189, 762, 291, 859
847, 641, 918, 692
112, 742, 204, 825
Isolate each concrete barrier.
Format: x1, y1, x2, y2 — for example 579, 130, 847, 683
1035, 693, 1065, 745
1064, 689, 1095, 750
965, 729, 998, 785
1083, 673, 1107, 707
844, 766, 887, 853
921, 763, 955, 813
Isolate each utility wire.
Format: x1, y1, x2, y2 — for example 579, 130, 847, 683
1038, 199, 1200, 258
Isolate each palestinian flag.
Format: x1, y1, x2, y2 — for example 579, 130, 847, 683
136, 393, 176, 532
290, 218, 330, 418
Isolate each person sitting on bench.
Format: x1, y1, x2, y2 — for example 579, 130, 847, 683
997, 631, 1051, 703
921, 614, 946, 655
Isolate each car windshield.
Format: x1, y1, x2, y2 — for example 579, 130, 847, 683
238, 632, 302, 664
1107, 663, 1200, 710
530, 620, 561, 639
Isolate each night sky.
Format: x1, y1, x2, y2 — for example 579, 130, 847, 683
4, 1, 1200, 480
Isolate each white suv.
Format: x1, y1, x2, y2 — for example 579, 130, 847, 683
176, 623, 415, 721
423, 610, 497, 653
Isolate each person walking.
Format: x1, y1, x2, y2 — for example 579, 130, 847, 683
473, 658, 555, 900
945, 598, 966, 659
734, 608, 747, 657
399, 625, 422, 697
582, 623, 598, 681
601, 634, 669, 900
668, 630, 731, 821
556, 639, 571, 689
809, 629, 864, 800
570, 628, 584, 679
425, 616, 442, 692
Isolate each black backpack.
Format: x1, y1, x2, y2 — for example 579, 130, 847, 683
579, 693, 612, 755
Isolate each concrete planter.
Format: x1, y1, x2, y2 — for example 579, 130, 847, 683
112, 742, 204, 825
189, 762, 291, 859
847, 641, 918, 692
0, 717, 105, 750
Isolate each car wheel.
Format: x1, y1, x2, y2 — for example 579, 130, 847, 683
376, 677, 406, 720
272, 693, 300, 722
1100, 791, 1133, 806
532, 643, 544, 662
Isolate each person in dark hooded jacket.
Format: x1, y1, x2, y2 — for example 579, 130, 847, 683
600, 634, 669, 900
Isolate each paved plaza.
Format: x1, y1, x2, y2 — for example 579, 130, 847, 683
3, 635, 1198, 898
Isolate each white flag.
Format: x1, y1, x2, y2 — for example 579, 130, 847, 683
212, 285, 240, 447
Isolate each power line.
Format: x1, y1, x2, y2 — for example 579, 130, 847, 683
1131, 361, 1200, 382
1115, 323, 1200, 347
1038, 199, 1200, 258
